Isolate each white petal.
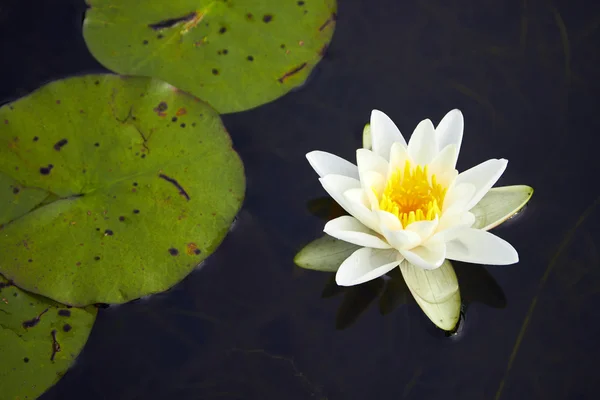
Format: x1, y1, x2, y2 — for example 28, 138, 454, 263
381, 225, 421, 250
388, 141, 411, 177
400, 259, 461, 331
400, 237, 447, 270
442, 182, 476, 215
324, 216, 391, 249
335, 247, 401, 286
435, 212, 476, 241
370, 110, 407, 160
306, 151, 359, 179
344, 188, 381, 232
319, 175, 361, 215
455, 159, 508, 211
376, 210, 403, 231
435, 109, 464, 155
356, 148, 388, 177
361, 171, 385, 209
446, 228, 519, 265
428, 144, 458, 178
407, 119, 438, 165
406, 218, 438, 241
343, 187, 369, 207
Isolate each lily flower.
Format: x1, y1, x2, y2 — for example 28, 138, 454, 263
305, 110, 529, 329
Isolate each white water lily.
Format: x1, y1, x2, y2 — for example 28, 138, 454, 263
306, 109, 521, 291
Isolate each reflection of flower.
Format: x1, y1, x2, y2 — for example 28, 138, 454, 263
304, 110, 530, 330
322, 263, 506, 331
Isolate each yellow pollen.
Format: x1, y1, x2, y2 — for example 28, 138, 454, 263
379, 160, 447, 228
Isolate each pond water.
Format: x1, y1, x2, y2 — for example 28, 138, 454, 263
1, 0, 599, 399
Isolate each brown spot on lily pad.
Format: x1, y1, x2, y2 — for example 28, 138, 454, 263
40, 164, 54, 175
50, 329, 61, 361
176, 107, 187, 116
153, 101, 168, 117
22, 308, 48, 328
58, 309, 71, 317
277, 63, 308, 83
186, 242, 201, 255
0, 280, 14, 292
53, 138, 68, 151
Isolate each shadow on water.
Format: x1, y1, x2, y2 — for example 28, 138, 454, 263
1, 0, 600, 399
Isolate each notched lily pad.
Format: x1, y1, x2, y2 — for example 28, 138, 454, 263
0, 74, 245, 306
0, 171, 53, 227
0, 274, 97, 400
83, 0, 337, 113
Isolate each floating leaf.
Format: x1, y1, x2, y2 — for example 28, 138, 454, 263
294, 235, 359, 272
399, 260, 461, 331
0, 274, 97, 399
471, 185, 534, 230
0, 171, 53, 226
82, 0, 337, 113
0, 74, 245, 306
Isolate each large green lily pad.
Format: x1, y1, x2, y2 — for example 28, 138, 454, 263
0, 274, 97, 400
82, 0, 337, 114
0, 74, 245, 306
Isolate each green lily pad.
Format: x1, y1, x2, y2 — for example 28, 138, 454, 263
82, 0, 337, 114
471, 185, 534, 231
0, 74, 245, 306
0, 274, 97, 400
294, 234, 360, 272
0, 171, 54, 226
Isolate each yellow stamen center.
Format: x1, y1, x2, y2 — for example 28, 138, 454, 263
379, 160, 447, 228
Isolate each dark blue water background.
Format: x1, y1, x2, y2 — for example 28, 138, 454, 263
1, 0, 599, 399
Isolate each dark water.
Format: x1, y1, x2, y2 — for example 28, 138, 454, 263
1, 0, 599, 399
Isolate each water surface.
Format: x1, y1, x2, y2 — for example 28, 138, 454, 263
1, 0, 599, 399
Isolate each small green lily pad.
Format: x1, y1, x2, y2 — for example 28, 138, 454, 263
0, 74, 245, 306
0, 274, 97, 400
82, 0, 337, 113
